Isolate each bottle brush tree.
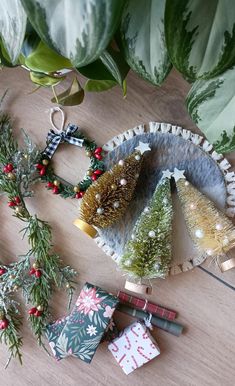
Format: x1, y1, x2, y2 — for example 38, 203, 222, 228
74, 141, 151, 237
173, 168, 235, 272
120, 170, 173, 292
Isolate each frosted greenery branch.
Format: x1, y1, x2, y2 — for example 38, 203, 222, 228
0, 290, 23, 368
0, 112, 78, 366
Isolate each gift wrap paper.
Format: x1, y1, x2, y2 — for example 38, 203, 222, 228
46, 283, 118, 362
108, 321, 160, 375
46, 315, 70, 358
118, 291, 177, 320
46, 317, 118, 358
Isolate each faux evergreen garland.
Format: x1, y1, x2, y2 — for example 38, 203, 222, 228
0, 112, 77, 367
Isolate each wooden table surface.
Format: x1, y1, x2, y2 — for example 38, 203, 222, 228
0, 67, 234, 386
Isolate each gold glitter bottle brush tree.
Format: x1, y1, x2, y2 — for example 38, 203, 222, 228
73, 142, 151, 238
119, 170, 173, 295
173, 168, 235, 272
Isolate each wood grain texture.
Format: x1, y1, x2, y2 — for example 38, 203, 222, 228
0, 67, 234, 386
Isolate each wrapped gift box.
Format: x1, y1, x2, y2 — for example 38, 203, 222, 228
108, 321, 160, 375
46, 316, 118, 359
45, 315, 70, 360
50, 282, 118, 362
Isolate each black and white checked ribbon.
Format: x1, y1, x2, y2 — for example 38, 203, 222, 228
43, 124, 84, 158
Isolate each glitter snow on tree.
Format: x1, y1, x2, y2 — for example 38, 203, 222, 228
173, 168, 235, 272
74, 142, 151, 238
120, 170, 173, 293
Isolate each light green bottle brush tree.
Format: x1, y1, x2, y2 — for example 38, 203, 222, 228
120, 171, 173, 294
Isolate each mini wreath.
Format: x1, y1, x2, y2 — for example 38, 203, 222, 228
36, 107, 105, 199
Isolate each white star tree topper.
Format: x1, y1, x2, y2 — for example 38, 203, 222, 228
173, 168, 186, 181
135, 141, 151, 155
162, 170, 173, 179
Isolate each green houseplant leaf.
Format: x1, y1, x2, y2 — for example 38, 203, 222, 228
25, 41, 73, 73
186, 66, 235, 153
51, 77, 84, 106
21, 0, 124, 68
21, 21, 40, 58
99, 48, 129, 86
165, 0, 235, 81
0, 39, 16, 67
30, 71, 65, 87
78, 59, 116, 81
84, 79, 117, 92
0, 0, 27, 63
79, 48, 128, 95
120, 0, 171, 86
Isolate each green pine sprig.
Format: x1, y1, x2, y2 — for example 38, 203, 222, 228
0, 295, 23, 369
0, 111, 78, 366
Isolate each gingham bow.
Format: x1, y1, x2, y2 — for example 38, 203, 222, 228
44, 124, 84, 158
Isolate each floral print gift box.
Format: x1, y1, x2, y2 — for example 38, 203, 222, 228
46, 282, 119, 362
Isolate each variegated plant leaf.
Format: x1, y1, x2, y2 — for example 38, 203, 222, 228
100, 48, 129, 86
0, 39, 15, 67
0, 0, 27, 63
120, 0, 171, 86
165, 0, 235, 81
21, 0, 124, 67
186, 66, 235, 153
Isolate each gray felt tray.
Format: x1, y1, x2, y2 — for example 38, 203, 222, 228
94, 122, 235, 275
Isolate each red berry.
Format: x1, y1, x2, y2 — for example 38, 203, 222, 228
28, 307, 37, 315
29, 268, 36, 275
94, 169, 103, 175
14, 196, 21, 205
47, 182, 54, 189
3, 166, 9, 173
40, 167, 46, 176
94, 147, 102, 154
7, 163, 14, 172
34, 310, 43, 317
8, 201, 16, 207
80, 191, 85, 197
91, 174, 97, 181
0, 319, 9, 330
52, 186, 59, 194
35, 270, 42, 278
0, 268, 6, 276
95, 154, 103, 160
75, 192, 82, 199
36, 163, 43, 170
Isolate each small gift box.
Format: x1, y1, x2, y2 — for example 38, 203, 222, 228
47, 282, 118, 362
108, 321, 160, 375
46, 316, 118, 359
45, 315, 70, 359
